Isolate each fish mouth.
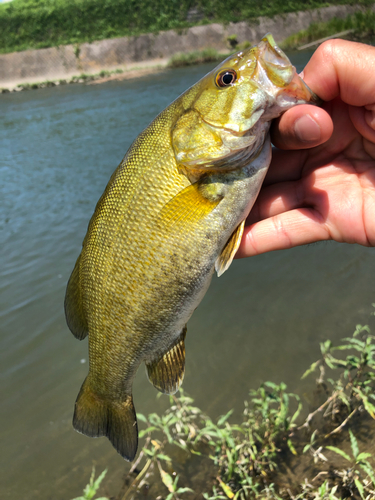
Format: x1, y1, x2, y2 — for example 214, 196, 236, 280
258, 33, 322, 108
173, 33, 324, 173
281, 73, 322, 106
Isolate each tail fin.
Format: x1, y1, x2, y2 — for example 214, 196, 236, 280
73, 377, 138, 461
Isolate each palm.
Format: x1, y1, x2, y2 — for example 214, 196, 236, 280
238, 97, 375, 257
300, 98, 375, 247
237, 39, 375, 258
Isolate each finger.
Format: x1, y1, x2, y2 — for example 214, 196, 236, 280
236, 208, 330, 258
303, 39, 375, 106
271, 105, 333, 150
349, 105, 375, 145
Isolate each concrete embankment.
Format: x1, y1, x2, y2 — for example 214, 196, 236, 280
0, 4, 365, 90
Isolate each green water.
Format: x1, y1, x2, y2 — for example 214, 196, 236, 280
1, 54, 375, 499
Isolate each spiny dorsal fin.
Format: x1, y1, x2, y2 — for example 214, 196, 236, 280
146, 327, 187, 395
215, 220, 245, 277
64, 254, 88, 340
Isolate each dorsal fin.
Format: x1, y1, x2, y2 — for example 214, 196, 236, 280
64, 254, 88, 340
146, 327, 187, 395
215, 220, 245, 277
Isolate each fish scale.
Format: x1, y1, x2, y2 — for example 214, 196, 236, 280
65, 34, 320, 461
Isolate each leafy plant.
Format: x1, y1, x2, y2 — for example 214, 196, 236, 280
72, 467, 109, 500
295, 480, 340, 500
326, 429, 375, 499
74, 322, 375, 499
301, 324, 375, 433
129, 324, 375, 499
157, 467, 194, 500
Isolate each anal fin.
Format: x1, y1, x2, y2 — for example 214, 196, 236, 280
215, 220, 245, 277
146, 326, 187, 395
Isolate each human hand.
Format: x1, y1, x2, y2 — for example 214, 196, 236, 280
237, 39, 375, 258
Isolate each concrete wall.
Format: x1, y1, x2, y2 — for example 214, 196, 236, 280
0, 5, 365, 88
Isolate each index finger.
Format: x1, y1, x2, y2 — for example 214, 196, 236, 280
303, 39, 375, 105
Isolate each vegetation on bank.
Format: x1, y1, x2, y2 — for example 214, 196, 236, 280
281, 9, 375, 49
167, 48, 223, 68
167, 40, 253, 68
0, 0, 374, 54
0, 68, 126, 93
73, 317, 375, 499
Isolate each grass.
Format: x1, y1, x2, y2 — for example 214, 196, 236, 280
167, 48, 224, 68
74, 311, 375, 499
1, 0, 374, 54
167, 38, 254, 68
281, 9, 375, 50
1, 68, 142, 93
72, 468, 109, 500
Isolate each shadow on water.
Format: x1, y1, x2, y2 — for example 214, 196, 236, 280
1, 52, 375, 499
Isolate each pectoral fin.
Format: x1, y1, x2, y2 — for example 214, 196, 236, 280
158, 183, 221, 231
146, 327, 187, 394
64, 255, 88, 340
215, 220, 245, 277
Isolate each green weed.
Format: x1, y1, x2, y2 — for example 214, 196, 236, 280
72, 467, 109, 500
226, 35, 254, 52
281, 9, 375, 50
167, 49, 223, 68
326, 430, 375, 498
132, 324, 375, 499
73, 321, 375, 499
301, 323, 375, 430
10, 68, 126, 92
1, 0, 372, 54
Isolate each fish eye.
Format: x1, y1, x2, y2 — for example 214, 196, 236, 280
215, 69, 237, 88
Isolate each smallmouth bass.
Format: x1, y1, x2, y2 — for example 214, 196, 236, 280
65, 34, 318, 461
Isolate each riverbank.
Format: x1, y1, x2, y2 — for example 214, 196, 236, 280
0, 59, 170, 93
282, 8, 375, 50
0, 49, 226, 93
0, 4, 367, 92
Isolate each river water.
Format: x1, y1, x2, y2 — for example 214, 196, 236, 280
1, 51, 375, 499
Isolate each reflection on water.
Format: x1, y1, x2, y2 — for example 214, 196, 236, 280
1, 54, 375, 499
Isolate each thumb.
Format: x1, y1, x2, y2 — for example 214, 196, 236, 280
271, 105, 333, 150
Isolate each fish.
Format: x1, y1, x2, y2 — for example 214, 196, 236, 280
65, 33, 319, 461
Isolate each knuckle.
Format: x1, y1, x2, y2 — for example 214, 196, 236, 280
315, 38, 346, 64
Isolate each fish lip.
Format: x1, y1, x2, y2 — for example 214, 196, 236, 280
281, 73, 323, 106
305, 83, 323, 106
